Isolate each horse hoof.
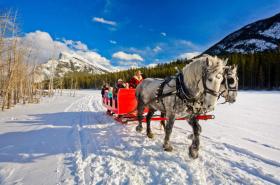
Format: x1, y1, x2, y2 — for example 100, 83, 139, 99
163, 144, 173, 152
189, 146, 199, 159
147, 132, 154, 139
136, 125, 143, 132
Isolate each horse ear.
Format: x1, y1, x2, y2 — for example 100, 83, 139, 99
223, 58, 228, 66
206, 57, 212, 66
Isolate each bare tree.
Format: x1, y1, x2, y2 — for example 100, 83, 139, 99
0, 11, 43, 111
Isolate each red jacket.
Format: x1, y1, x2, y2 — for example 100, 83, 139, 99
129, 76, 143, 88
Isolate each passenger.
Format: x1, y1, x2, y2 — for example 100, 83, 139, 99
129, 70, 143, 88
114, 79, 128, 108
101, 84, 109, 98
116, 79, 127, 89
115, 79, 128, 94
108, 87, 113, 106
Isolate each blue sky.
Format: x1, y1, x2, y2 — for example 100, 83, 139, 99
1, 0, 280, 68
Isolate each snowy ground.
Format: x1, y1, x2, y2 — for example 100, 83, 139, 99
0, 90, 279, 185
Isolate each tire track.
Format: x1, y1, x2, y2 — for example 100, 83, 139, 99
63, 95, 95, 185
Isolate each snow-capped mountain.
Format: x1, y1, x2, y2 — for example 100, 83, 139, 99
57, 52, 111, 75
204, 13, 280, 55
35, 52, 111, 82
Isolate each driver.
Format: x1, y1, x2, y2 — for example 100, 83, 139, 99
129, 70, 143, 88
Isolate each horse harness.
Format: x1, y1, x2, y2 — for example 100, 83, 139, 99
155, 65, 240, 112
155, 67, 221, 113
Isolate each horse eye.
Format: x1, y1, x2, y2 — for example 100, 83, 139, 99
208, 78, 213, 82
228, 77, 234, 84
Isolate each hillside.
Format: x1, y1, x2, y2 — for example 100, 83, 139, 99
204, 13, 280, 55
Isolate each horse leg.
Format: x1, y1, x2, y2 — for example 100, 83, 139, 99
188, 115, 202, 159
163, 113, 175, 152
160, 112, 166, 131
146, 109, 155, 138
136, 100, 145, 132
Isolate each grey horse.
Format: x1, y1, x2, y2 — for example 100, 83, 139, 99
160, 64, 239, 143
135, 55, 227, 158
160, 64, 239, 127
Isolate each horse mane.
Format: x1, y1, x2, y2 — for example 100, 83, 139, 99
182, 54, 224, 96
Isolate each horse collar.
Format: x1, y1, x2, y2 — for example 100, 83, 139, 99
175, 72, 196, 101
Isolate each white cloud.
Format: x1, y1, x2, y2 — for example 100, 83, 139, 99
109, 40, 117, 44
113, 61, 139, 70
62, 39, 74, 46
19, 31, 70, 64
117, 61, 139, 66
62, 39, 88, 51
161, 32, 167, 36
176, 40, 198, 49
153, 46, 162, 53
92, 17, 117, 26
147, 63, 158, 68
112, 51, 144, 61
76, 50, 111, 67
18, 30, 111, 68
179, 51, 201, 60
126, 40, 200, 62
114, 39, 201, 67
73, 41, 88, 51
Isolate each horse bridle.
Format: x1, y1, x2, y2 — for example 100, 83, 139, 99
201, 68, 222, 97
218, 68, 238, 102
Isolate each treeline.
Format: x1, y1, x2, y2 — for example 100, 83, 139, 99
50, 52, 280, 90
49, 59, 188, 89
226, 51, 280, 89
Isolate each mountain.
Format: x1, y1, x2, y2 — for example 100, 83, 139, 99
57, 52, 111, 74
35, 52, 111, 82
204, 13, 280, 55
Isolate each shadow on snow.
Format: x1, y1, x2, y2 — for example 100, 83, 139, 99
0, 111, 109, 163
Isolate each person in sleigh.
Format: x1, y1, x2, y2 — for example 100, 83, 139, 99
129, 70, 143, 88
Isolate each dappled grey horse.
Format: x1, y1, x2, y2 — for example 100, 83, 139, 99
135, 55, 227, 158
160, 64, 239, 140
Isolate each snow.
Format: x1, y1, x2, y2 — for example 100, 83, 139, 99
0, 90, 280, 185
260, 22, 280, 39
226, 39, 278, 53
60, 51, 111, 73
